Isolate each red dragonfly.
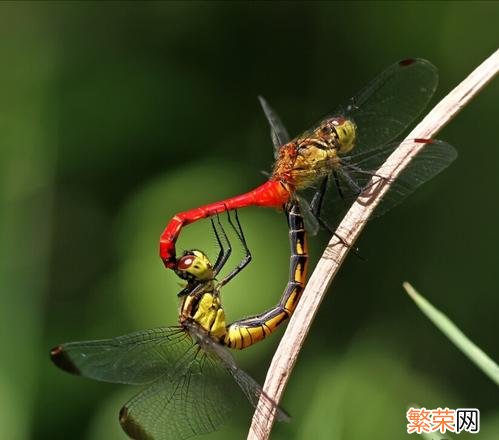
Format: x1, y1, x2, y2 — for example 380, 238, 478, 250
160, 58, 457, 269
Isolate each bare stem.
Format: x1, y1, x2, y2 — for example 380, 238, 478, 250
247, 49, 499, 440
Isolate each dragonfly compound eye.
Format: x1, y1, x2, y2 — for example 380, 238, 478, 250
176, 251, 213, 281
335, 118, 357, 154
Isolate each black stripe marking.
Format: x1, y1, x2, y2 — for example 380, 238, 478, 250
222, 203, 308, 348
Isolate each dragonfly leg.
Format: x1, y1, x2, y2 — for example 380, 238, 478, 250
212, 215, 232, 276
309, 176, 341, 234
310, 176, 329, 215
175, 215, 232, 294
308, 173, 364, 258
159, 180, 291, 268
310, 175, 348, 233
340, 163, 392, 194
216, 210, 252, 288
344, 162, 385, 178
224, 204, 308, 349
337, 167, 363, 194
309, 176, 349, 243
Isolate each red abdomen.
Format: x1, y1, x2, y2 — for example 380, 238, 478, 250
160, 180, 291, 267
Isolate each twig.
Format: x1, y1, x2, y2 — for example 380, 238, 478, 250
247, 48, 499, 440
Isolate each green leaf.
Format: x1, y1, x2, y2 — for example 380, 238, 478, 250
403, 282, 499, 386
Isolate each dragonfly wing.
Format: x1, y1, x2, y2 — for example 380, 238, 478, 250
50, 327, 192, 385
336, 139, 457, 220
186, 321, 290, 423
371, 139, 457, 218
225, 360, 291, 423
340, 59, 438, 153
198, 324, 291, 424
299, 139, 457, 230
120, 349, 236, 440
258, 96, 290, 158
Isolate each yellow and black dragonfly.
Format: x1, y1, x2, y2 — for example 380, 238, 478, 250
50, 203, 308, 440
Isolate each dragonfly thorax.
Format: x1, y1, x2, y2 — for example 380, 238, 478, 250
180, 292, 227, 340
272, 118, 356, 190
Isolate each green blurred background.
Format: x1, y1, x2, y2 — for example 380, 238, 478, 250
1, 2, 498, 439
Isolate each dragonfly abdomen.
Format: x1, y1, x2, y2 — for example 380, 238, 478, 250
160, 180, 291, 268
224, 308, 290, 350
223, 204, 308, 350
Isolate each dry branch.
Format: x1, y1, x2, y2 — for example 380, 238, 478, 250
247, 48, 499, 440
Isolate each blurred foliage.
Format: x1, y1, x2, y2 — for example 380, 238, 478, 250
404, 282, 499, 385
0, 2, 498, 440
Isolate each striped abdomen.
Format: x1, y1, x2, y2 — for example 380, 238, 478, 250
224, 203, 308, 349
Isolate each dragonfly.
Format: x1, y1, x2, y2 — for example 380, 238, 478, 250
50, 204, 308, 440
159, 58, 457, 269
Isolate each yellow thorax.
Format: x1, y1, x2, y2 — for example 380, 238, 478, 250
176, 250, 227, 340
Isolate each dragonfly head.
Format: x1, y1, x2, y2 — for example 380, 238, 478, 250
321, 117, 357, 154
175, 250, 214, 282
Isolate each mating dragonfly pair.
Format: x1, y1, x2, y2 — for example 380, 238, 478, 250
51, 204, 306, 439
51, 58, 457, 440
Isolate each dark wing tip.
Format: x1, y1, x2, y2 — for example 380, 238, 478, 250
399, 58, 416, 67
414, 138, 433, 144
50, 345, 81, 375
118, 405, 129, 425
120, 406, 152, 440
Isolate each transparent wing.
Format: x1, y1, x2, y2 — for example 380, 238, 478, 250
293, 59, 438, 155
372, 139, 457, 218
119, 349, 236, 440
52, 324, 290, 440
302, 139, 457, 229
341, 58, 438, 153
258, 95, 290, 158
228, 363, 290, 423
50, 327, 192, 385
185, 321, 290, 423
